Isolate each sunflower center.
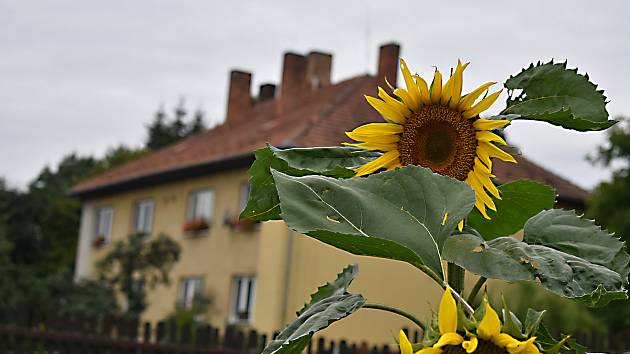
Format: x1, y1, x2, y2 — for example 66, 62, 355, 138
442, 340, 508, 354
398, 105, 477, 181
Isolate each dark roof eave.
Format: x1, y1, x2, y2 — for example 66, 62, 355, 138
71, 152, 256, 200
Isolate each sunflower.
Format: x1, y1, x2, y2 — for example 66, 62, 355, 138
398, 289, 541, 354
346, 59, 516, 219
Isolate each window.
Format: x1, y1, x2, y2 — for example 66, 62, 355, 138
178, 277, 203, 310
133, 199, 154, 234
187, 189, 214, 222
230, 276, 256, 323
239, 182, 250, 213
95, 207, 113, 243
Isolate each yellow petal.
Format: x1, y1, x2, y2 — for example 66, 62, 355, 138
469, 171, 497, 208
475, 198, 490, 219
393, 88, 418, 113
463, 90, 502, 119
434, 333, 464, 348
378, 87, 411, 119
476, 131, 507, 145
476, 145, 492, 170
473, 119, 510, 131
468, 172, 497, 212
441, 212, 448, 226
458, 82, 496, 111
350, 122, 403, 136
355, 150, 399, 176
506, 337, 540, 354
477, 303, 501, 340
342, 141, 398, 152
400, 59, 421, 110
417, 348, 443, 354
365, 95, 406, 123
457, 220, 464, 232
438, 288, 458, 334
430, 70, 442, 104
473, 163, 501, 199
441, 75, 454, 105
495, 333, 520, 349
346, 133, 400, 145
474, 157, 492, 175
479, 142, 517, 163
450, 61, 470, 108
462, 336, 478, 354
399, 330, 414, 354
414, 74, 431, 104
441, 60, 469, 107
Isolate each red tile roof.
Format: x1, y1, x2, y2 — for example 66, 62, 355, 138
72, 74, 590, 203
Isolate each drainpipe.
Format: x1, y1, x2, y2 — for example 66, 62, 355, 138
280, 228, 294, 324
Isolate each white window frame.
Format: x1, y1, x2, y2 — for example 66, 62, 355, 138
133, 199, 154, 235
95, 207, 113, 243
239, 182, 250, 213
186, 188, 215, 222
178, 276, 204, 310
229, 275, 256, 324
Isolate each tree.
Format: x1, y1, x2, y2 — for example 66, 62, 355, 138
97, 233, 181, 318
146, 101, 207, 151
587, 117, 630, 331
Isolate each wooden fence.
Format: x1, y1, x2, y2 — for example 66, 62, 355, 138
0, 310, 396, 354
0, 310, 628, 353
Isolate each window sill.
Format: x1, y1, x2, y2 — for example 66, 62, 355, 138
91, 237, 110, 249
184, 228, 210, 238
226, 220, 261, 233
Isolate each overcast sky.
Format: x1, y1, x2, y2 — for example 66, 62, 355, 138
1, 0, 629, 190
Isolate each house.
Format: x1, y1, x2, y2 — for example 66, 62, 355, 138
72, 42, 590, 345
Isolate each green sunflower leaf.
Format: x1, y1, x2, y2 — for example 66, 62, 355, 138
297, 264, 358, 315
240, 145, 380, 222
535, 324, 574, 354
443, 210, 629, 307
503, 61, 615, 131
262, 265, 364, 354
467, 180, 556, 240
523, 308, 546, 338
524, 209, 630, 288
501, 297, 524, 339
271, 165, 476, 280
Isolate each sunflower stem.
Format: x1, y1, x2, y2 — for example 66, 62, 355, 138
418, 264, 475, 315
363, 303, 425, 330
447, 262, 465, 295
467, 276, 487, 305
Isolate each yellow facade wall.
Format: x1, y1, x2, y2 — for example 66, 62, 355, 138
81, 167, 445, 347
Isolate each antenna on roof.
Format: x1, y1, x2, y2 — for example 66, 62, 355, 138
364, 5, 371, 74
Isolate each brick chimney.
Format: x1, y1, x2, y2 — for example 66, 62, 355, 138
280, 52, 308, 111
306, 51, 332, 90
377, 43, 400, 91
258, 83, 276, 102
226, 70, 252, 123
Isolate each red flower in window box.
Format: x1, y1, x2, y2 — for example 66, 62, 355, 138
92, 235, 106, 248
225, 217, 259, 232
183, 218, 210, 233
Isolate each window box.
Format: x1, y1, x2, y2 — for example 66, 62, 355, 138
225, 217, 260, 233
92, 234, 107, 248
183, 218, 210, 235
